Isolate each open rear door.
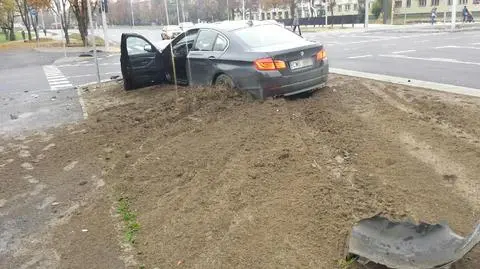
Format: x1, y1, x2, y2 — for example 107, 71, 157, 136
120, 33, 165, 90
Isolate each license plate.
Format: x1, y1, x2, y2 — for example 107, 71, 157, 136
290, 58, 313, 70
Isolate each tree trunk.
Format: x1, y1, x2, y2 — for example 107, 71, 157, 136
23, 0, 32, 40
9, 14, 15, 40
2, 28, 8, 40
30, 13, 39, 41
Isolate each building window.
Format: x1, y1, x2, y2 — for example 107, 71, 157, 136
419, 0, 427, 6
278, 11, 283, 19
345, 4, 350, 10
431, 0, 439, 5
407, 0, 411, 7
395, 0, 402, 7
460, 0, 468, 4
448, 0, 452, 5
267, 13, 271, 19
354, 3, 358, 10
285, 11, 289, 18
272, 11, 277, 18
338, 5, 342, 12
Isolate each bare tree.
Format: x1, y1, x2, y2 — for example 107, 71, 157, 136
0, 0, 17, 40
14, 0, 32, 40
52, 0, 70, 44
70, 0, 97, 46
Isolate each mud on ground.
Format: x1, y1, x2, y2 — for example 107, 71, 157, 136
0, 75, 479, 269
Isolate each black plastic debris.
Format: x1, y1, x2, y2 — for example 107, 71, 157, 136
347, 215, 480, 269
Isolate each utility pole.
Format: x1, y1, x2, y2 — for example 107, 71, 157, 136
130, 0, 135, 27
390, 0, 394, 24
100, 0, 109, 51
57, 0, 66, 57
40, 9, 46, 36
364, 0, 369, 28
175, 0, 180, 24
227, 0, 229, 20
403, 2, 406, 25
87, 0, 101, 83
451, 1, 456, 31
164, 0, 170, 25
325, 0, 328, 26
242, 0, 245, 20
443, 0, 447, 23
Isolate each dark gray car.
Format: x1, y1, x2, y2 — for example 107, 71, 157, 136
120, 20, 328, 99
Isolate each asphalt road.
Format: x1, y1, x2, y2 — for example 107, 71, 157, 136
304, 29, 480, 89
0, 50, 85, 138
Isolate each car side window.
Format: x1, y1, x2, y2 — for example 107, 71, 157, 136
193, 30, 217, 51
213, 35, 228, 51
126, 37, 151, 56
173, 30, 199, 55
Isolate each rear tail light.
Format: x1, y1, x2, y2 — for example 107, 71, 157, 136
254, 58, 286, 71
316, 49, 327, 61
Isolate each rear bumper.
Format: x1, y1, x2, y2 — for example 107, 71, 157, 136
253, 63, 329, 99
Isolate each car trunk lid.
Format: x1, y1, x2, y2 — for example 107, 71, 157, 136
266, 43, 325, 75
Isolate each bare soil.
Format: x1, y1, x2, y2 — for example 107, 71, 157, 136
1, 75, 479, 269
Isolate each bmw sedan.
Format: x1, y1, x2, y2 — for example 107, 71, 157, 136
120, 20, 328, 99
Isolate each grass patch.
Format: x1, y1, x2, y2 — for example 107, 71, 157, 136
337, 255, 358, 269
69, 33, 105, 47
117, 197, 140, 243
0, 32, 24, 43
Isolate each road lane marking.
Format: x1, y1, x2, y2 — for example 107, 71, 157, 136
435, 45, 480, 50
392, 50, 416, 54
348, 55, 372, 59
330, 68, 480, 98
42, 65, 73, 90
379, 54, 480, 66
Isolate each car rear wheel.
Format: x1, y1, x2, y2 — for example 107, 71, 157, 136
214, 74, 235, 89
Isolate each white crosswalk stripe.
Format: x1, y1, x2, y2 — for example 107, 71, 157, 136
42, 65, 73, 91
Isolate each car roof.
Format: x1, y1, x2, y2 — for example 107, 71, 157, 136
192, 20, 283, 32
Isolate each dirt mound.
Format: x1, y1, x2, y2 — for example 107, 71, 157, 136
1, 76, 479, 269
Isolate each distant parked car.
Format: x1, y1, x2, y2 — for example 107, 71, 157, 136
161, 25, 182, 40
120, 20, 328, 99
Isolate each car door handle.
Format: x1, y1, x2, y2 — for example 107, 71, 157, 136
208, 56, 216, 61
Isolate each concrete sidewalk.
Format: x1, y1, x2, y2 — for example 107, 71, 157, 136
301, 22, 480, 34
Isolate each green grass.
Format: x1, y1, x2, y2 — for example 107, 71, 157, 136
117, 197, 140, 243
0, 32, 24, 43
69, 32, 105, 46
337, 255, 358, 269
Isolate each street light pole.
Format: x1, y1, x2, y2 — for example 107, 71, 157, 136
451, 1, 456, 31
364, 0, 369, 28
242, 0, 245, 20
87, 0, 101, 83
100, 0, 109, 51
227, 0, 229, 20
130, 0, 135, 27
176, 0, 180, 24
164, 0, 170, 25
325, 0, 328, 26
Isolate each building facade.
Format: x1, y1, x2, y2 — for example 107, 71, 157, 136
233, 0, 479, 21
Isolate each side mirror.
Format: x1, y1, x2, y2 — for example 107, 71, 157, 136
144, 44, 154, 53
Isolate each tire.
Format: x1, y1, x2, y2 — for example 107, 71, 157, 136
214, 74, 235, 89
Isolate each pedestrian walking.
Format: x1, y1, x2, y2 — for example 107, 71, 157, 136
431, 8, 437, 25
292, 13, 302, 36
463, 6, 469, 22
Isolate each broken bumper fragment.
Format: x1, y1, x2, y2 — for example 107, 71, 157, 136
347, 215, 480, 269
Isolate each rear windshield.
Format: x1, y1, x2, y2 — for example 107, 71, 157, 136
233, 24, 304, 48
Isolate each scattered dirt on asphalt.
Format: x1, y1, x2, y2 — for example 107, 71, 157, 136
1, 75, 479, 269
